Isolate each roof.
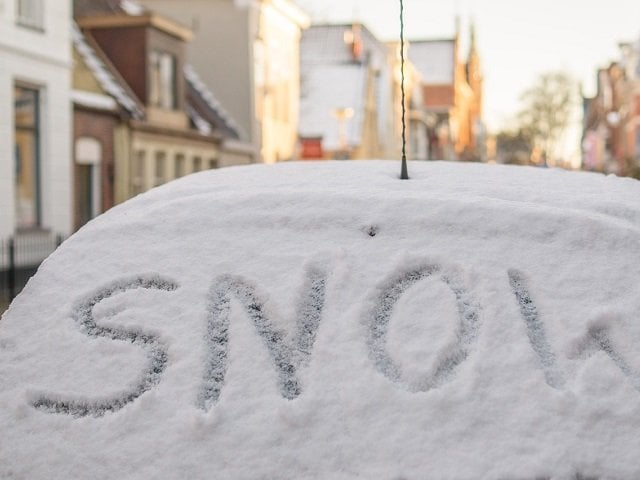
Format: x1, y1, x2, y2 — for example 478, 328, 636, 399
300, 23, 387, 69
73, 23, 242, 140
184, 65, 245, 141
409, 39, 455, 85
74, 0, 192, 41
71, 23, 145, 119
1, 161, 640, 478
74, 0, 147, 16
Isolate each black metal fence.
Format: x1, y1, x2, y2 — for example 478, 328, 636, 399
0, 234, 63, 312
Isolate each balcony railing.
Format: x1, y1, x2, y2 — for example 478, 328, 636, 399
0, 233, 63, 314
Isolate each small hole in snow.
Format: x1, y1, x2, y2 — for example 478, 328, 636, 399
366, 225, 378, 237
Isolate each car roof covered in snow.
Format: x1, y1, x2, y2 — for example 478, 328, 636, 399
1, 161, 640, 479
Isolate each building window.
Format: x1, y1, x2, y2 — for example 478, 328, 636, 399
175, 154, 185, 178
149, 51, 177, 110
193, 156, 202, 172
154, 152, 166, 186
75, 137, 102, 229
132, 150, 146, 196
14, 85, 40, 229
209, 158, 218, 170
16, 0, 44, 30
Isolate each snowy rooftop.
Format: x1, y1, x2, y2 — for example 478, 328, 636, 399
72, 23, 144, 119
74, 0, 148, 17
1, 161, 640, 479
184, 65, 244, 140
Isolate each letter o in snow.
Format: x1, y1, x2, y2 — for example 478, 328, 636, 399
367, 264, 480, 392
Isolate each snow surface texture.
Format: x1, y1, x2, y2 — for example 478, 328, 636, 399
1, 161, 639, 480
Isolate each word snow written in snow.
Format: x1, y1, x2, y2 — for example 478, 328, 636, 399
30, 262, 640, 417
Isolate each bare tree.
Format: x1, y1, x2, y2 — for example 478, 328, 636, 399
517, 71, 577, 166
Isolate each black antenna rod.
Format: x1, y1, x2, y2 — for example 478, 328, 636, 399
399, 0, 409, 180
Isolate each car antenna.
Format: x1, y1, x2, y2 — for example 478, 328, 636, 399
399, 0, 409, 180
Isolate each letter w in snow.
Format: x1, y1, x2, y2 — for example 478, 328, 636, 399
509, 269, 640, 392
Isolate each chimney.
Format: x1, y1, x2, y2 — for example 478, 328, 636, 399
343, 23, 363, 63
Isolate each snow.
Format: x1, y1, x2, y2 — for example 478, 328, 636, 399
410, 40, 456, 85
71, 89, 118, 111
119, 0, 145, 16
186, 104, 213, 136
184, 65, 245, 140
1, 161, 639, 479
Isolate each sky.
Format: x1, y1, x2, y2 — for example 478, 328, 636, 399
295, 0, 640, 160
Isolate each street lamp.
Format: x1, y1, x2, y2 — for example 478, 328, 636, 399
332, 107, 354, 159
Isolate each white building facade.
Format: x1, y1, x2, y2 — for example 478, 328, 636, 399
0, 0, 73, 239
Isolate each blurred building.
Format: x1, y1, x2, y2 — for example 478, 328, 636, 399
73, 0, 252, 226
0, 0, 73, 240
583, 39, 640, 177
409, 22, 484, 161
298, 23, 399, 160
494, 130, 532, 166
582, 64, 626, 174
71, 21, 143, 229
388, 41, 430, 161
619, 39, 640, 177
0, 0, 73, 308
137, 0, 309, 164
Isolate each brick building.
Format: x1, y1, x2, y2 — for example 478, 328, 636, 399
72, 0, 253, 229
137, 0, 309, 164
582, 38, 640, 177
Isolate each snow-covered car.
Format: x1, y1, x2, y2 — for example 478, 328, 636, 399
1, 161, 639, 479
